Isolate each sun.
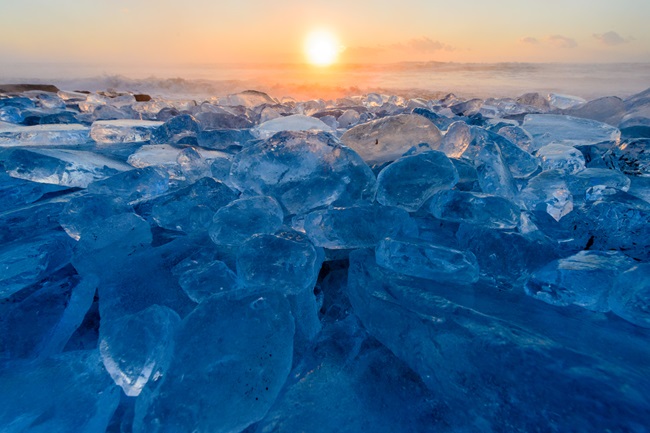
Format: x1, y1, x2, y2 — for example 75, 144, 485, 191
305, 30, 340, 67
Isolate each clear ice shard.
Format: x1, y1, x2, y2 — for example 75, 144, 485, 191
536, 143, 586, 174
176, 147, 211, 182
177, 259, 239, 303
100, 305, 180, 397
209, 196, 283, 246
151, 114, 200, 144
254, 114, 334, 139
0, 232, 74, 299
375, 150, 458, 212
347, 249, 650, 432
0, 350, 120, 433
375, 238, 479, 284
90, 119, 163, 144
300, 203, 418, 249
0, 170, 67, 211
88, 166, 169, 204
230, 131, 375, 215
429, 190, 521, 229
133, 292, 294, 433
525, 250, 635, 311
236, 232, 323, 294
151, 177, 237, 233
126, 144, 227, 171
520, 169, 574, 221
610, 138, 650, 176
3, 148, 131, 188
609, 264, 650, 328
340, 114, 443, 164
0, 123, 90, 147
522, 114, 621, 148
547, 93, 586, 109
219, 90, 276, 108
0, 273, 96, 360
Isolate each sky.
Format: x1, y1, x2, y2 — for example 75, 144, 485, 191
1, 0, 649, 66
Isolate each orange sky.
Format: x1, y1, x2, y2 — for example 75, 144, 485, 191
1, 0, 649, 66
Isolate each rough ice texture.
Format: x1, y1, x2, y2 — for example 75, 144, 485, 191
348, 249, 650, 432
610, 264, 650, 328
340, 114, 443, 164
90, 119, 163, 143
230, 131, 375, 215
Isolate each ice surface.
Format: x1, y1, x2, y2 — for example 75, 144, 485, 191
3, 148, 131, 187
151, 114, 200, 145
348, 249, 650, 431
376, 238, 479, 284
100, 305, 180, 396
0, 350, 120, 433
300, 203, 418, 249
133, 292, 294, 433
254, 114, 334, 139
610, 138, 650, 176
219, 90, 277, 108
563, 96, 626, 126
0, 123, 90, 147
230, 131, 375, 215
429, 190, 521, 229
340, 114, 443, 164
209, 195, 283, 246
525, 250, 635, 311
90, 119, 163, 144
523, 114, 621, 148
375, 150, 458, 212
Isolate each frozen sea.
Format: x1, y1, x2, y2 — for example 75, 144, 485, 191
1, 61, 648, 100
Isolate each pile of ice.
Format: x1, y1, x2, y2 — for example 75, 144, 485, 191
1, 86, 650, 432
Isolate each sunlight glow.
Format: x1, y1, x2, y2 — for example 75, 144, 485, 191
305, 30, 340, 67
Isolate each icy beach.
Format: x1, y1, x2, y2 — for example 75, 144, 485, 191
1, 84, 650, 432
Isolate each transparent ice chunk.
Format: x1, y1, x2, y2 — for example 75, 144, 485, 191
429, 190, 520, 229
525, 251, 634, 311
523, 114, 621, 148
0, 124, 90, 147
230, 131, 375, 215
209, 196, 283, 246
376, 150, 458, 212
340, 114, 443, 164
90, 119, 163, 144
133, 292, 294, 433
536, 143, 586, 174
376, 238, 479, 284
100, 305, 180, 396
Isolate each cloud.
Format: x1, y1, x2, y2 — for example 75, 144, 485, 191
547, 35, 577, 48
343, 36, 454, 59
593, 31, 629, 46
520, 37, 540, 45
403, 37, 454, 52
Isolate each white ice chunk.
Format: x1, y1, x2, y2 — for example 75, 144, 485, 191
254, 114, 334, 140
90, 120, 163, 144
523, 114, 620, 149
127, 144, 228, 169
0, 124, 90, 147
